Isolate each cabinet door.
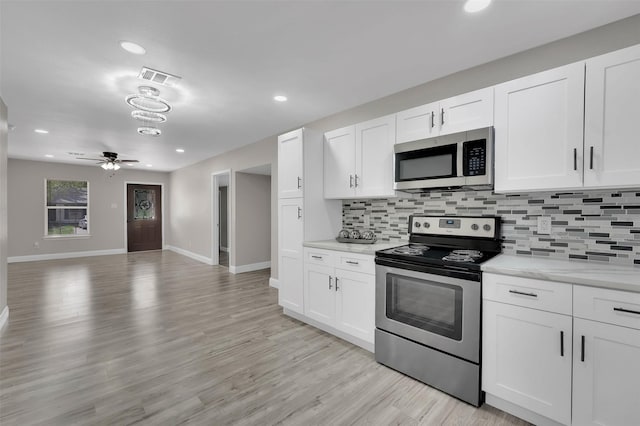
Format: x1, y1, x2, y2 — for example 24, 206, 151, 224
573, 318, 640, 426
483, 301, 572, 425
439, 87, 494, 136
355, 114, 396, 198
494, 63, 585, 193
278, 128, 304, 199
584, 44, 640, 188
335, 269, 375, 344
396, 102, 439, 143
278, 199, 304, 313
324, 126, 356, 199
303, 263, 335, 326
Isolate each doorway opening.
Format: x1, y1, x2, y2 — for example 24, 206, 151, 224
211, 170, 231, 267
126, 183, 163, 252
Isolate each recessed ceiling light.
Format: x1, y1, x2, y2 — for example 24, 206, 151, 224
146, 164, 153, 167
176, 148, 185, 153
34, 129, 49, 134
127, 163, 135, 166
45, 154, 54, 158
274, 95, 287, 102
464, 0, 491, 13
120, 40, 146, 55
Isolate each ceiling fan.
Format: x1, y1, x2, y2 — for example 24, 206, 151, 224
76, 151, 139, 170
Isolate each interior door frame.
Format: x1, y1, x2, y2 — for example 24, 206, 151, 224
211, 169, 231, 266
123, 181, 166, 252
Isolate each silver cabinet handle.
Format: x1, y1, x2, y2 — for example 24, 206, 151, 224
589, 146, 594, 170
441, 108, 445, 125
335, 277, 339, 291
346, 260, 359, 265
560, 331, 564, 357
297, 176, 302, 189
573, 148, 577, 171
311, 255, 322, 260
508, 289, 538, 298
581, 335, 585, 362
328, 276, 333, 290
349, 175, 354, 188
431, 111, 435, 128
613, 307, 640, 315
354, 174, 359, 188
297, 207, 302, 219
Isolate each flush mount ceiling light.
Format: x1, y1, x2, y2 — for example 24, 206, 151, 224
137, 126, 162, 136
274, 95, 288, 102
131, 110, 167, 123
175, 148, 185, 153
120, 41, 146, 55
126, 86, 172, 113
464, 0, 491, 13
34, 129, 49, 134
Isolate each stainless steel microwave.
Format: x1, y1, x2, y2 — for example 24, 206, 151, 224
393, 127, 493, 192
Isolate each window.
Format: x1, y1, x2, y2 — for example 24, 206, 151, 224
45, 179, 89, 236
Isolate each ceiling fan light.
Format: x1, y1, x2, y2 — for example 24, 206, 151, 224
113, 163, 121, 171
101, 163, 109, 170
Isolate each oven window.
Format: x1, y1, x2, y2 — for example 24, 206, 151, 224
395, 144, 457, 182
386, 273, 463, 340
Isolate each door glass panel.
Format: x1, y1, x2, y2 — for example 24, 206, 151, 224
134, 189, 156, 220
386, 273, 463, 340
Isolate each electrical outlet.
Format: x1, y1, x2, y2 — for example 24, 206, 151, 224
34, 241, 39, 249
537, 216, 552, 235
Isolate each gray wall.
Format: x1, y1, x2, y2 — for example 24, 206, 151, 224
235, 173, 271, 267
219, 186, 228, 249
0, 98, 8, 313
168, 137, 277, 273
7, 159, 170, 258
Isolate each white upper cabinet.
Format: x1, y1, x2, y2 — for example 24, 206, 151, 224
324, 126, 356, 199
324, 114, 395, 199
439, 87, 494, 135
278, 128, 304, 199
396, 88, 493, 144
494, 63, 585, 193
354, 115, 396, 198
584, 44, 640, 188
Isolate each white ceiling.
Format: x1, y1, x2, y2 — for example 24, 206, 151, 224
2, 1, 640, 172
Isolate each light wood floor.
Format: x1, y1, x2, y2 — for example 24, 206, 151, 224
0, 251, 530, 425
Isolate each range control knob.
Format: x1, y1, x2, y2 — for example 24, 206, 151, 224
471, 224, 479, 231
423, 222, 430, 228
483, 224, 492, 232
414, 222, 421, 228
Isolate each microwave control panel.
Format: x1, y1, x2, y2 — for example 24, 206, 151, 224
463, 139, 486, 176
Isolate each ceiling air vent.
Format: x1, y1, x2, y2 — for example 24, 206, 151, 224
137, 66, 182, 87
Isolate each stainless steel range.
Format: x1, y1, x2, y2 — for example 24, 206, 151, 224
375, 215, 501, 406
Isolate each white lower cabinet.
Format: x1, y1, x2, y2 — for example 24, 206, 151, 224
303, 248, 375, 348
484, 273, 640, 426
483, 301, 572, 425
278, 199, 304, 314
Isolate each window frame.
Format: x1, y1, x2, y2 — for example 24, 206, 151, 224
44, 179, 91, 239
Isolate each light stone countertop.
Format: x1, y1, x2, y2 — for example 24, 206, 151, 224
482, 254, 640, 293
303, 240, 404, 256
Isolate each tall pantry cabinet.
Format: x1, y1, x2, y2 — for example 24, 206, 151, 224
277, 128, 341, 314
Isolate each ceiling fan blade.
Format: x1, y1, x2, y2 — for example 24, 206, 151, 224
120, 160, 139, 163
76, 157, 104, 161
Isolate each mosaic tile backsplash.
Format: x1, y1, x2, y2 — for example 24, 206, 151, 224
342, 189, 640, 266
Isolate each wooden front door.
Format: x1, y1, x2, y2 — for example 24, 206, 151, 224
127, 184, 162, 252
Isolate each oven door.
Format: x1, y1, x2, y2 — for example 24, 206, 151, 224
375, 264, 480, 363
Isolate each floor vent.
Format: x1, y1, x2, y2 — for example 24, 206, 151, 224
138, 67, 182, 87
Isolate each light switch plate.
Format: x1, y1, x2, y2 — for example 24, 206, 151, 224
537, 216, 552, 235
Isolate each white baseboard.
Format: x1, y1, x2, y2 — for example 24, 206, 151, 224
269, 277, 279, 289
165, 245, 213, 265
283, 308, 374, 353
7, 248, 126, 263
229, 261, 271, 274
220, 246, 229, 253
0, 306, 9, 331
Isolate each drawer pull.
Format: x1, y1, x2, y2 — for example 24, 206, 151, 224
335, 277, 339, 291
560, 331, 564, 357
613, 307, 640, 316
311, 255, 323, 260
346, 260, 359, 265
581, 335, 585, 362
508, 290, 538, 298
328, 276, 333, 290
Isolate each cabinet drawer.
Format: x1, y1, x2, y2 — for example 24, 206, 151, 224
336, 253, 375, 275
304, 248, 334, 266
574, 286, 640, 330
483, 273, 572, 315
